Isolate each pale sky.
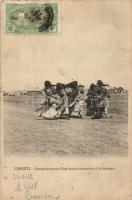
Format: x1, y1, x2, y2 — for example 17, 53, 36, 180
2, 0, 131, 91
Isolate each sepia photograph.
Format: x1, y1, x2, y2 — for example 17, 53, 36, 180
2, 1, 129, 157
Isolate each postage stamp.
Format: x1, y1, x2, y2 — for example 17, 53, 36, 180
6, 3, 58, 34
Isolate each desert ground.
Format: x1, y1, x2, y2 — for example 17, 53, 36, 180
3, 94, 128, 157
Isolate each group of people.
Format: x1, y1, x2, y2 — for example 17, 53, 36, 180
38, 80, 85, 119
38, 80, 110, 120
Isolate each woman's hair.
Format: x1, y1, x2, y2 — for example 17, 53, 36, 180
56, 83, 65, 92
44, 80, 52, 88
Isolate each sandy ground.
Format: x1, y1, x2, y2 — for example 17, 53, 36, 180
4, 102, 128, 156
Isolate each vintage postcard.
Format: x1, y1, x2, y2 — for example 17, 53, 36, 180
0, 0, 132, 200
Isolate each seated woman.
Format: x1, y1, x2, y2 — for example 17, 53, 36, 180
55, 83, 69, 119
70, 84, 85, 118
39, 81, 60, 119
43, 80, 56, 107
65, 82, 85, 118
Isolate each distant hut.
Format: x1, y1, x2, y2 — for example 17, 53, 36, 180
27, 90, 42, 96
26, 89, 42, 106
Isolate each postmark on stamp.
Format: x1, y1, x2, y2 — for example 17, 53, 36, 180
6, 3, 58, 34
